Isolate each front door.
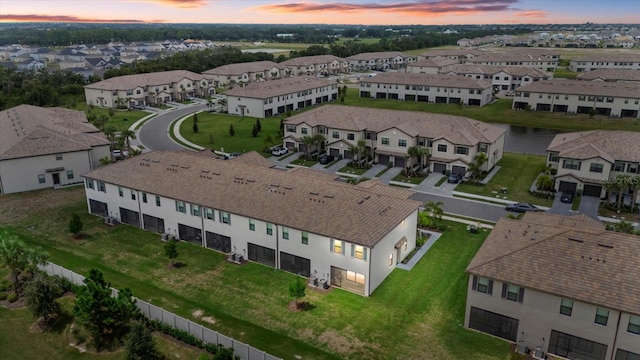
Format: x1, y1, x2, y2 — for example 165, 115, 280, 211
52, 173, 60, 185
331, 266, 342, 287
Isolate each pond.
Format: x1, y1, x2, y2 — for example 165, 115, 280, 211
495, 124, 564, 156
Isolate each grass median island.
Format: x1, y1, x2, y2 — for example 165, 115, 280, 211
179, 112, 282, 154
456, 152, 553, 207
0, 188, 510, 360
342, 89, 640, 132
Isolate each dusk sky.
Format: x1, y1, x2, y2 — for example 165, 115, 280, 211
1, 0, 639, 25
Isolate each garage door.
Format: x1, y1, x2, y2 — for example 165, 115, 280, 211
558, 181, 577, 194
583, 184, 602, 197
329, 148, 340, 157
433, 162, 447, 174
378, 154, 389, 166
452, 165, 466, 175
395, 156, 405, 168
344, 150, 353, 159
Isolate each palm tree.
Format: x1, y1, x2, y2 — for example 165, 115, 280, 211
99, 157, 112, 166
120, 129, 136, 156
615, 174, 631, 210
312, 134, 326, 156
0, 233, 48, 291
629, 175, 640, 213
347, 144, 359, 165
536, 175, 554, 191
469, 152, 488, 180
206, 99, 213, 111
103, 125, 117, 161
425, 201, 444, 228
301, 136, 315, 160
406, 146, 421, 176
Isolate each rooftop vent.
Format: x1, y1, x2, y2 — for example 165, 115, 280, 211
324, 194, 334, 199
201, 170, 210, 173
568, 237, 584, 243
309, 191, 319, 196
597, 243, 614, 249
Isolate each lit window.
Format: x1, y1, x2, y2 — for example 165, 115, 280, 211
332, 240, 343, 254
560, 298, 573, 316
595, 307, 609, 326
389, 253, 393, 266
249, 219, 255, 231
352, 245, 367, 261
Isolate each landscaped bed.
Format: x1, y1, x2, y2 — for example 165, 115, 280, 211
0, 188, 510, 360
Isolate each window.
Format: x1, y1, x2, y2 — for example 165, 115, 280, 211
332, 239, 344, 254
282, 227, 289, 240
502, 283, 524, 303
301, 231, 308, 245
560, 298, 573, 316
142, 193, 147, 203
437, 144, 447, 152
628, 316, 640, 334
118, 186, 124, 197
455, 146, 469, 155
301, 127, 308, 135
249, 219, 255, 231
352, 245, 367, 261
155, 195, 161, 207
469, 307, 519, 342
85, 178, 94, 189
549, 330, 608, 360
562, 159, 581, 170
389, 253, 393, 266
55, 154, 63, 161
347, 133, 355, 140
220, 211, 230, 224
595, 307, 609, 325
628, 163, 638, 174
205, 208, 214, 220
191, 204, 200, 217
38, 174, 45, 184
473, 276, 493, 294
590, 163, 604, 173
398, 139, 407, 147
130, 190, 136, 201
266, 223, 273, 235
97, 181, 106, 192
176, 201, 186, 213
332, 131, 340, 139
286, 125, 296, 133
381, 137, 390, 145
548, 152, 559, 162
614, 161, 625, 172
478, 144, 488, 153
66, 170, 74, 179
427, 139, 433, 147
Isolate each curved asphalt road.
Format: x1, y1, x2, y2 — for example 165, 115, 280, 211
410, 192, 511, 223
138, 104, 207, 151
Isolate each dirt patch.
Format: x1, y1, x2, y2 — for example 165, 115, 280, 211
317, 328, 370, 358
0, 187, 85, 226
201, 316, 216, 324
192, 309, 204, 318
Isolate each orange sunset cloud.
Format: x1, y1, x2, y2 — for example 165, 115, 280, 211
0, 14, 147, 23
153, 0, 208, 8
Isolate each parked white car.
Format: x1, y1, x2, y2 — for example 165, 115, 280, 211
271, 147, 288, 156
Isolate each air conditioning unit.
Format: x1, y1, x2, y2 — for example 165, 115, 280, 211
533, 346, 545, 359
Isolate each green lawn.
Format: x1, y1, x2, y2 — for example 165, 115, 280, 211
70, 102, 148, 132
337, 163, 369, 175
455, 152, 553, 207
342, 89, 640, 132
179, 112, 282, 154
0, 188, 510, 360
554, 67, 579, 79
289, 156, 317, 167
392, 172, 426, 185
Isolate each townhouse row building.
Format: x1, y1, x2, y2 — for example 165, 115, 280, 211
569, 54, 640, 72
513, 79, 640, 118
282, 105, 506, 175
225, 77, 339, 118
82, 150, 422, 296
546, 130, 640, 199
359, 72, 494, 106
576, 68, 640, 82
465, 212, 640, 360
0, 105, 109, 194
463, 50, 560, 72
84, 70, 215, 108
439, 64, 551, 91
345, 51, 417, 71
405, 57, 459, 74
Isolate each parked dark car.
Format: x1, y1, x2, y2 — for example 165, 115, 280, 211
447, 173, 462, 184
560, 192, 574, 203
318, 154, 335, 164
505, 203, 540, 213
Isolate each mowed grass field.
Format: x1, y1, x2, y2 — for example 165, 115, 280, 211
179, 112, 282, 154
0, 188, 511, 360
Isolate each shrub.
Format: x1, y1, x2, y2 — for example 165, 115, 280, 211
0, 292, 7, 300
7, 292, 18, 303
576, 189, 583, 197
0, 278, 11, 292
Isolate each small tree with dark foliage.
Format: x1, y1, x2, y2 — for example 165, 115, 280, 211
23, 271, 63, 325
125, 320, 160, 360
251, 124, 258, 137
69, 214, 83, 238
229, 124, 235, 137
255, 118, 261, 132
164, 238, 179, 266
193, 121, 199, 133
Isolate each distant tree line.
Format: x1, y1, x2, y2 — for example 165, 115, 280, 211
0, 67, 87, 110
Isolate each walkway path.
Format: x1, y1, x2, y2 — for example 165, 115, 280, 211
396, 230, 441, 271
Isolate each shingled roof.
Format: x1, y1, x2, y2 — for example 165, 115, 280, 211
285, 105, 505, 146
84, 151, 421, 247
467, 213, 640, 316
360, 72, 492, 90
577, 68, 640, 82
84, 70, 207, 91
547, 130, 640, 163
202, 61, 282, 76
517, 79, 640, 98
0, 105, 108, 160
225, 77, 335, 100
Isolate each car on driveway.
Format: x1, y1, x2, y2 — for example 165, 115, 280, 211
318, 154, 335, 164
560, 192, 574, 203
271, 147, 288, 156
505, 203, 540, 213
447, 173, 462, 184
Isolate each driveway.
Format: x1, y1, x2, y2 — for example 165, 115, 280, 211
546, 192, 573, 216
578, 195, 601, 221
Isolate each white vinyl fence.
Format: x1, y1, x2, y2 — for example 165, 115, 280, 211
39, 262, 281, 360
